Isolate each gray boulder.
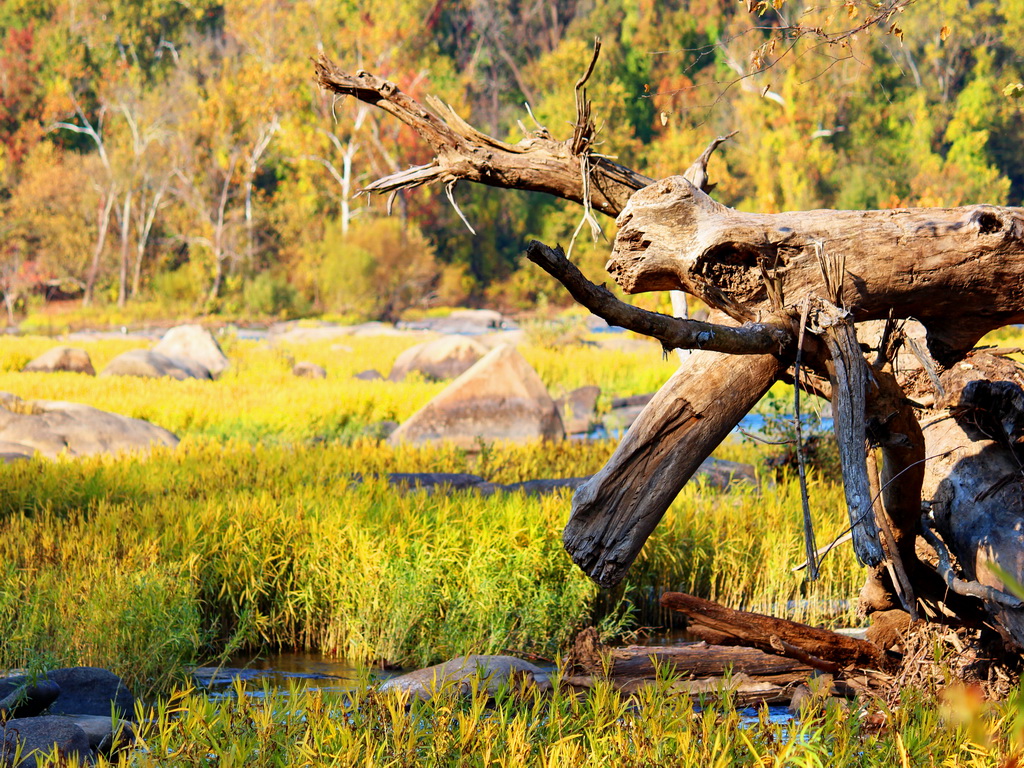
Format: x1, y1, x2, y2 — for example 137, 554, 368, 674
378, 655, 550, 701
556, 385, 600, 434
0, 395, 179, 459
0, 717, 90, 768
54, 715, 134, 757
292, 362, 327, 379
353, 369, 383, 381
389, 335, 488, 382
153, 324, 229, 378
388, 345, 565, 449
100, 349, 211, 380
21, 348, 95, 376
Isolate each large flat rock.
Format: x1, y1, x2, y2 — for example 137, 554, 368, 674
0, 395, 178, 459
100, 349, 211, 380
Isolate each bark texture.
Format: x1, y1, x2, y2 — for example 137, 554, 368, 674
660, 592, 892, 670
564, 349, 782, 587
609, 176, 1024, 358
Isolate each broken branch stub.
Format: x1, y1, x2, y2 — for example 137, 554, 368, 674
811, 302, 884, 567
565, 349, 783, 587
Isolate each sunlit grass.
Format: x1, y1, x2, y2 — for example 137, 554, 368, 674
70, 674, 1024, 767
0, 330, 860, 699
0, 439, 857, 698
0, 333, 682, 442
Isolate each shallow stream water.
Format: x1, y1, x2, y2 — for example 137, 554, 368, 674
192, 646, 796, 726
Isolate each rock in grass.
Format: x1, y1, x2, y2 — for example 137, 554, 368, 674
0, 396, 178, 459
20, 668, 136, 722
0, 681, 60, 719
293, 362, 327, 379
0, 716, 91, 768
556, 385, 600, 434
54, 715, 134, 757
386, 473, 487, 492
21, 348, 95, 376
153, 324, 229, 379
378, 655, 551, 701
388, 335, 488, 382
353, 369, 383, 381
388, 345, 565, 448
100, 349, 211, 380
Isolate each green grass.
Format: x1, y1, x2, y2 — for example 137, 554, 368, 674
0, 439, 857, 698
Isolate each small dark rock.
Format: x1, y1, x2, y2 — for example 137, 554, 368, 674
353, 369, 383, 381
387, 473, 486, 492
292, 362, 327, 379
0, 680, 60, 719
0, 716, 91, 768
365, 420, 399, 439
500, 478, 590, 496
39, 668, 135, 722
610, 393, 654, 409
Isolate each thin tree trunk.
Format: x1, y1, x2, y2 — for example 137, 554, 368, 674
84, 184, 117, 307
117, 189, 132, 307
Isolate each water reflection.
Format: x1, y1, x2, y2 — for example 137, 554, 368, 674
192, 651, 398, 698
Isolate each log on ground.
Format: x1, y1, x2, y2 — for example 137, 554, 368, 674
660, 592, 892, 671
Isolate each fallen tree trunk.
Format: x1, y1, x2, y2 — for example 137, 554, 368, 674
609, 177, 1024, 359
565, 350, 782, 587
317, 52, 1024, 654
606, 642, 813, 683
660, 592, 893, 671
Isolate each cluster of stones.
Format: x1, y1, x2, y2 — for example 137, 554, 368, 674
0, 667, 135, 767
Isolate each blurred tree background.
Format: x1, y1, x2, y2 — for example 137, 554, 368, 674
1, 0, 1021, 323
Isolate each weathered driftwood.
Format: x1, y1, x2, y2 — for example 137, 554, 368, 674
524, 241, 791, 356
609, 176, 1024, 359
318, 52, 1024, 651
565, 350, 782, 587
660, 592, 891, 671
812, 300, 883, 567
606, 642, 813, 683
562, 672, 794, 707
313, 55, 649, 218
918, 353, 1024, 644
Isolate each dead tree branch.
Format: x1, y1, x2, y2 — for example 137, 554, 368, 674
525, 241, 792, 355
314, 56, 651, 217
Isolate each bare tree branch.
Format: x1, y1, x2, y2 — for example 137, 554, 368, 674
525, 240, 792, 355
313, 56, 651, 217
